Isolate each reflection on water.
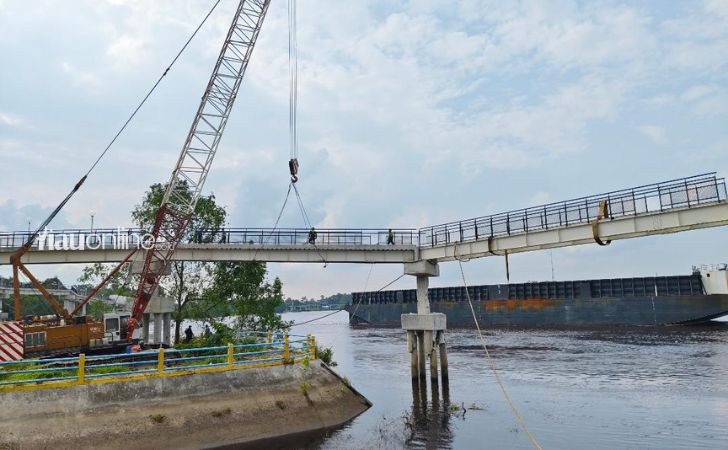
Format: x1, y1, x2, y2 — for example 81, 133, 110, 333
406, 368, 454, 449
283, 311, 728, 449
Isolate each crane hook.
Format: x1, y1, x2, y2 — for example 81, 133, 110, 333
289, 158, 299, 183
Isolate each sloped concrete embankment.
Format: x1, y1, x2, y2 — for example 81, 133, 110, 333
0, 361, 371, 450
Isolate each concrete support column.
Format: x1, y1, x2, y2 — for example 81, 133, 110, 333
417, 331, 426, 380
153, 313, 162, 346
162, 313, 171, 346
438, 331, 448, 382
402, 260, 445, 385
416, 275, 431, 314
142, 314, 150, 342
429, 347, 438, 382
408, 331, 418, 380
405, 260, 438, 314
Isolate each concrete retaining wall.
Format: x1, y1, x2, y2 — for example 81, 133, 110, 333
0, 361, 370, 449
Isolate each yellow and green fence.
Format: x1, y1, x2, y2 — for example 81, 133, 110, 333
0, 333, 316, 392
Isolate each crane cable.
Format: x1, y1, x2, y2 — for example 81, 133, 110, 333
287, 0, 299, 182
456, 259, 543, 450
260, 0, 326, 265
285, 0, 324, 265
290, 269, 404, 328
19, 0, 223, 247
252, 182, 293, 261
86, 0, 222, 177
293, 182, 327, 266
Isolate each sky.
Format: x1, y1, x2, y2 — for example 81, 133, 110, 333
0, 0, 727, 299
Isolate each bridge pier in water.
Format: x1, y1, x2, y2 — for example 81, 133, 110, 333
402, 260, 448, 383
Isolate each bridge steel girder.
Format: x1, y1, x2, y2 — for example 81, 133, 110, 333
0, 245, 418, 265
420, 201, 728, 262
1, 202, 727, 266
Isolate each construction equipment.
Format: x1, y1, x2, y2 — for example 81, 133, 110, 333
8, 229, 103, 358
7, 227, 139, 358
4, 0, 271, 357
128, 0, 271, 340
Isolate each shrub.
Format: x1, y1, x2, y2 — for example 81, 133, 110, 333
299, 380, 311, 396
316, 345, 336, 366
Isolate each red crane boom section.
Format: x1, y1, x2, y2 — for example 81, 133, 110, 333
128, 0, 271, 339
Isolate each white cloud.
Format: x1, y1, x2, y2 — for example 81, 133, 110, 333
528, 191, 552, 207
105, 34, 146, 66
1, 0, 727, 296
60, 61, 102, 88
0, 112, 21, 126
682, 84, 715, 102
681, 84, 728, 116
636, 125, 667, 145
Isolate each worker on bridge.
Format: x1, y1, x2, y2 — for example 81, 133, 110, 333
308, 227, 317, 244
387, 229, 395, 245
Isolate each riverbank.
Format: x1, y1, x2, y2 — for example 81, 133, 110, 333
0, 361, 370, 450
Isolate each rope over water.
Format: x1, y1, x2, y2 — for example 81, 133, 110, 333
457, 259, 543, 450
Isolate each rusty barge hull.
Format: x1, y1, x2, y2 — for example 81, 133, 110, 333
349, 272, 728, 327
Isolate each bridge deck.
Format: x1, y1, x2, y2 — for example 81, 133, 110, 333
0, 173, 726, 265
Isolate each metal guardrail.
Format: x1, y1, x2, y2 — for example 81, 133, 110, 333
418, 173, 727, 247
193, 228, 418, 246
0, 333, 316, 391
0, 173, 725, 251
0, 227, 418, 249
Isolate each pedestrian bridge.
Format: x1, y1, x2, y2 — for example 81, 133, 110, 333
1, 173, 727, 265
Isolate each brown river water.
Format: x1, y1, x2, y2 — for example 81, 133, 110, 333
275, 311, 728, 449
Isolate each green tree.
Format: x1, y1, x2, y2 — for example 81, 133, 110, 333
2, 295, 57, 318
78, 263, 136, 298
131, 182, 227, 344
41, 277, 66, 290
202, 261, 288, 331
131, 182, 286, 342
87, 299, 113, 320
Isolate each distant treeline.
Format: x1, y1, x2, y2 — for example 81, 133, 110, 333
276, 293, 352, 312
1, 275, 73, 317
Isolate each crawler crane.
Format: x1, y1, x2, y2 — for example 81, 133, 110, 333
4, 0, 271, 358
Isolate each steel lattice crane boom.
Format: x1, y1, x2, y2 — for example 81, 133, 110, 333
128, 0, 271, 339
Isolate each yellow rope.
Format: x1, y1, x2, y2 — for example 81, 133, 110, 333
457, 259, 543, 450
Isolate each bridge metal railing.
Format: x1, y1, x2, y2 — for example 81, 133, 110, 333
0, 227, 150, 250
0, 227, 418, 249
192, 228, 418, 246
0, 333, 315, 391
0, 174, 725, 252
418, 173, 727, 247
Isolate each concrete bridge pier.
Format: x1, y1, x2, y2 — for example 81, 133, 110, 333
163, 313, 171, 346
141, 296, 175, 346
145, 312, 173, 346
153, 314, 162, 346
402, 261, 447, 383
439, 333, 448, 382
142, 314, 150, 342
